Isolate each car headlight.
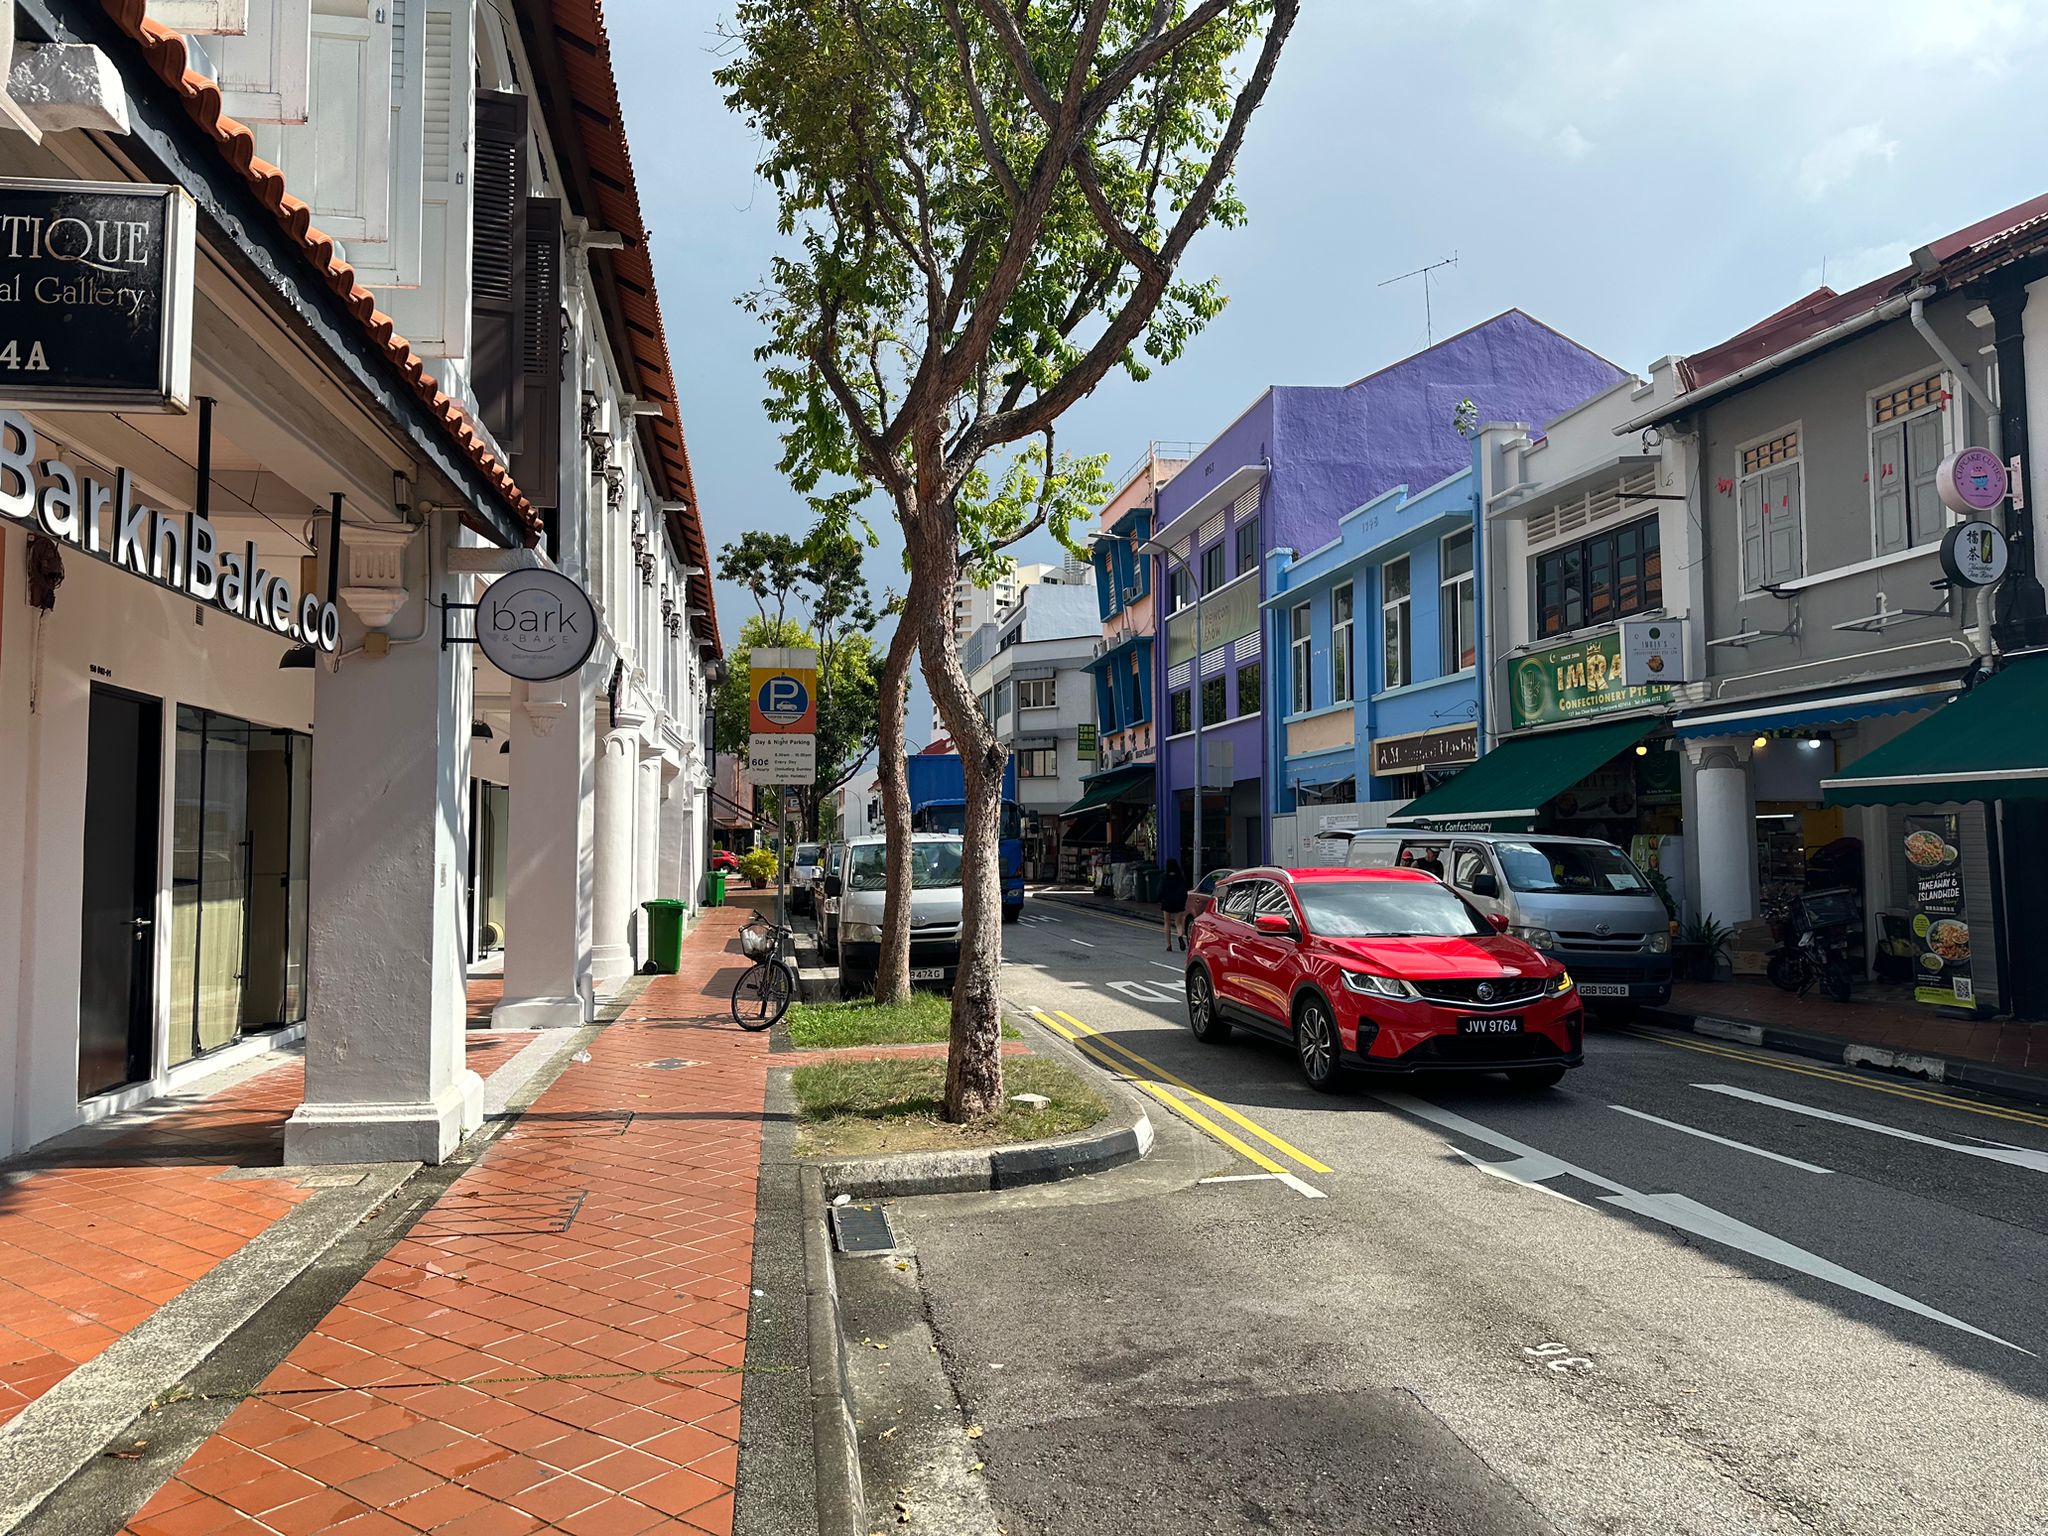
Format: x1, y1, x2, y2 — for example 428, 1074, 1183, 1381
1547, 969, 1575, 996
1511, 925, 1560, 949
1646, 931, 1671, 954
1340, 970, 1419, 1000
841, 921, 882, 944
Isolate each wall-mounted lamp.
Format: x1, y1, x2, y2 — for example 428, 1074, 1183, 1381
1752, 735, 1769, 750
1634, 744, 1649, 757
472, 721, 494, 740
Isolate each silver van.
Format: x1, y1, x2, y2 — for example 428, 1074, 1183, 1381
1319, 830, 1673, 1012
824, 833, 964, 999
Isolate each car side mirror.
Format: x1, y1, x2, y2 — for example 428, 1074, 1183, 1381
1487, 912, 1510, 933
1470, 872, 1500, 898
1254, 913, 1296, 937
824, 875, 842, 898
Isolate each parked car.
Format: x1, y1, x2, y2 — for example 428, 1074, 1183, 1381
710, 848, 741, 874
1185, 867, 1237, 920
826, 834, 965, 998
1185, 866, 1584, 1091
790, 843, 824, 914
1317, 830, 1671, 1015
812, 841, 844, 959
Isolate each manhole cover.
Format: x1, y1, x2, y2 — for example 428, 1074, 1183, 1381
829, 1203, 902, 1257
636, 1059, 703, 1070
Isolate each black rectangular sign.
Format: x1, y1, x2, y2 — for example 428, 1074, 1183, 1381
0, 180, 193, 411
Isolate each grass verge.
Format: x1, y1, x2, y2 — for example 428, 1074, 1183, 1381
791, 1055, 1106, 1158
786, 991, 1020, 1048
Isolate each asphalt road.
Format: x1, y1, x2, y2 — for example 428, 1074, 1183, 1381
850, 894, 2048, 1536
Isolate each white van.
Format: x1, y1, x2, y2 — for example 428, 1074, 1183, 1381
1320, 829, 1674, 1013
824, 833, 964, 999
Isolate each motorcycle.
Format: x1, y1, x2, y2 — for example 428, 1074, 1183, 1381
1764, 887, 1859, 1004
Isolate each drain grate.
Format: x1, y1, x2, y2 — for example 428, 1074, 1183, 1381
502, 1111, 634, 1140
411, 1189, 590, 1238
829, 1203, 903, 1257
636, 1059, 703, 1071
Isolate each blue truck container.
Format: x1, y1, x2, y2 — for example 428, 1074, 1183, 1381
906, 753, 1025, 921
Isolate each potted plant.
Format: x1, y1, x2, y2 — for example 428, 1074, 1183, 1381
738, 847, 779, 890
1676, 914, 1735, 982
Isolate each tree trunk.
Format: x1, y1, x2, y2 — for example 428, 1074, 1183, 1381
872, 594, 920, 1005
908, 519, 1006, 1122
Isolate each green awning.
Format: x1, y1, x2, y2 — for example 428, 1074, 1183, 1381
1825, 657, 2048, 806
1387, 716, 1657, 827
1060, 763, 1154, 819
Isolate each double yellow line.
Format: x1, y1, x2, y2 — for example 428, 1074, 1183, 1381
1624, 1027, 2048, 1134
1028, 1006, 1333, 1180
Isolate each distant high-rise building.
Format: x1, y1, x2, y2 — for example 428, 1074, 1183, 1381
935, 562, 1062, 737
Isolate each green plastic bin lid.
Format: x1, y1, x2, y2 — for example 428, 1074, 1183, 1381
643, 898, 686, 911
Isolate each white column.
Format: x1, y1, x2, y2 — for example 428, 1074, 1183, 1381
1688, 736, 1756, 926
633, 745, 664, 961
591, 713, 642, 985
287, 516, 482, 1165
493, 674, 597, 1029
657, 756, 687, 902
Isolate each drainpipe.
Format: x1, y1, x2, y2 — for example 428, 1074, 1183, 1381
1987, 281, 2048, 651
1909, 290, 2002, 658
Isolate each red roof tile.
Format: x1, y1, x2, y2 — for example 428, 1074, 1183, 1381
100, 0, 543, 544
1680, 191, 2048, 396
542, 0, 719, 654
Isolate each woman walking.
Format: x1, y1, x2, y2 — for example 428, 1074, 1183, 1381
1159, 858, 1191, 952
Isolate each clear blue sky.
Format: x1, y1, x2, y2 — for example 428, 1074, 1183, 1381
609, 1, 2048, 745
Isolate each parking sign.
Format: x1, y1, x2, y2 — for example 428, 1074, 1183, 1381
748, 647, 817, 785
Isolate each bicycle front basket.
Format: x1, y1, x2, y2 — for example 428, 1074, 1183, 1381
739, 924, 777, 960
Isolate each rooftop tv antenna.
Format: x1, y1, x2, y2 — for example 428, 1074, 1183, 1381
1379, 252, 1459, 345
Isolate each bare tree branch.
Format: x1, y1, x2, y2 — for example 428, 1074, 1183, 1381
968, 0, 1057, 120
1086, 0, 1234, 118
941, 0, 1022, 207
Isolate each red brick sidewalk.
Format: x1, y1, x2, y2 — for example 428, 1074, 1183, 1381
1664, 978, 2048, 1076
123, 908, 768, 1536
0, 1033, 526, 1434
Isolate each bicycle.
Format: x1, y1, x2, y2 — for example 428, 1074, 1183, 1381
731, 916, 796, 1029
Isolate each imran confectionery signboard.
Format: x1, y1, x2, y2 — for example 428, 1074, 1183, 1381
1510, 630, 1670, 730
0, 180, 195, 412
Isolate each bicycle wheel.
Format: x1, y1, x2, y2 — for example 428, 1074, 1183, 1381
731, 959, 794, 1030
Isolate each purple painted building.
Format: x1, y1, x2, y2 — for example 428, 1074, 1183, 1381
1146, 311, 1624, 875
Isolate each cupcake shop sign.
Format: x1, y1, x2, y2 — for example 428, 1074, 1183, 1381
0, 410, 341, 652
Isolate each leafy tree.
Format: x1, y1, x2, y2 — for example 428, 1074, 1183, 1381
721, 0, 1300, 1119
719, 530, 808, 631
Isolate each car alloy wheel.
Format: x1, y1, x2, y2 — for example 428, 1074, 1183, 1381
1295, 997, 1339, 1092
1187, 968, 1231, 1044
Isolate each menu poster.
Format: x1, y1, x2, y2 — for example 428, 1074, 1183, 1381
1904, 814, 1974, 1009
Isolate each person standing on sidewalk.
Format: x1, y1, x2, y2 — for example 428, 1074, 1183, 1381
1160, 859, 1191, 951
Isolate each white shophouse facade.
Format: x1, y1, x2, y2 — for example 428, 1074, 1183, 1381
0, 0, 717, 1164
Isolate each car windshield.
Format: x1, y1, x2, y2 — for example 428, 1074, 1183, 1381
796, 844, 821, 865
1496, 840, 1649, 895
1293, 879, 1487, 938
845, 840, 965, 892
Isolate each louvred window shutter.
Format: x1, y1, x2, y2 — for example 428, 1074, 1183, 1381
518, 198, 564, 521
469, 91, 528, 453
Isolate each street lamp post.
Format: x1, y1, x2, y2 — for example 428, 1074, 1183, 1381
1135, 534, 1203, 890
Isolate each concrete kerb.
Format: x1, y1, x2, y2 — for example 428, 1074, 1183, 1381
805, 1010, 1155, 1201
1637, 1006, 2048, 1108
799, 1164, 866, 1536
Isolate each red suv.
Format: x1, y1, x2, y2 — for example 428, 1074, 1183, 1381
1185, 867, 1583, 1091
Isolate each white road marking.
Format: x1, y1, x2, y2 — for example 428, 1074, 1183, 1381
1106, 980, 1176, 1004
1379, 1091, 2030, 1354
1150, 961, 1187, 975
1610, 1104, 1834, 1174
1195, 1170, 1326, 1199
1695, 1083, 2048, 1174
1069, 937, 1095, 948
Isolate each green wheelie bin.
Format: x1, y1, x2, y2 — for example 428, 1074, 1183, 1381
643, 899, 686, 974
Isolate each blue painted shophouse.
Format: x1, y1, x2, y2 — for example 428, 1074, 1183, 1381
1265, 462, 1483, 833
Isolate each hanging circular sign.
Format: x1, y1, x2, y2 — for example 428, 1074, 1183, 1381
1939, 520, 2010, 588
475, 567, 598, 681
1936, 447, 2009, 515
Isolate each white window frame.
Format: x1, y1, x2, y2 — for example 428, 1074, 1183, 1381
1331, 582, 1354, 703
1867, 369, 1953, 559
1736, 422, 1806, 593
1381, 555, 1411, 692
1289, 602, 1312, 715
1017, 677, 1056, 709
1440, 530, 1475, 674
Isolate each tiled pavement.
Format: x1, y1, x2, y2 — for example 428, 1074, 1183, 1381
0, 1034, 524, 1435
120, 907, 768, 1535
1665, 978, 2048, 1077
